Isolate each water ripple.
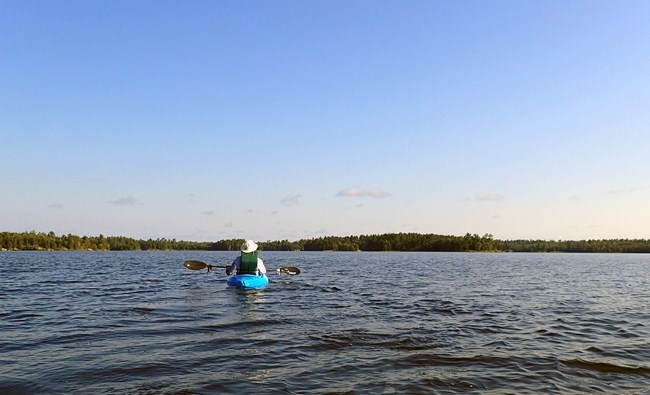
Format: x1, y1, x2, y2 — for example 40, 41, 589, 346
561, 359, 650, 375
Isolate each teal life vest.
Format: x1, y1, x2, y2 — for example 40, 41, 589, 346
238, 251, 259, 275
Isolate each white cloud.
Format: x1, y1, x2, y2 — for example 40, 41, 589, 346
336, 186, 391, 198
366, 188, 391, 198
337, 186, 362, 197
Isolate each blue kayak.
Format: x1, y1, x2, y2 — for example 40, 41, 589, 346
226, 273, 269, 289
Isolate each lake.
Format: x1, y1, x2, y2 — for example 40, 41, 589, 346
1, 251, 649, 394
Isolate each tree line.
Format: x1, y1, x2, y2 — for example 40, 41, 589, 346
261, 233, 650, 253
2, 231, 650, 253
0, 231, 211, 251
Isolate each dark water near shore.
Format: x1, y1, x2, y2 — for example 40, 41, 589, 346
1, 251, 649, 394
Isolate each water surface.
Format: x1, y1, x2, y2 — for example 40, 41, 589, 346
1, 251, 649, 394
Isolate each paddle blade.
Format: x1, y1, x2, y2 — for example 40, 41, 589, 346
278, 266, 300, 275
183, 260, 208, 270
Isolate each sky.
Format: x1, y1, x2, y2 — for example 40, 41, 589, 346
2, 1, 649, 242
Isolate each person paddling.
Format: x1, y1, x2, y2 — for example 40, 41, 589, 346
226, 240, 267, 276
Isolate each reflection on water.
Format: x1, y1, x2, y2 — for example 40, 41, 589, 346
1, 251, 649, 394
227, 288, 267, 325
230, 288, 266, 306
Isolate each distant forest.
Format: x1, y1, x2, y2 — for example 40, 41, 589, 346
2, 231, 650, 253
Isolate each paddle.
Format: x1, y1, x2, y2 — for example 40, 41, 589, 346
183, 260, 300, 275
183, 260, 227, 271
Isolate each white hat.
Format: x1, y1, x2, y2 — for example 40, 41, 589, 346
241, 240, 258, 253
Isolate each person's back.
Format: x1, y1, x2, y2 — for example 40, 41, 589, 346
238, 250, 259, 274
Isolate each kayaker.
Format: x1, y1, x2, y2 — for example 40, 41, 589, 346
226, 239, 267, 276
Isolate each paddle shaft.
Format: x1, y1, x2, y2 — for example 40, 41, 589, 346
183, 260, 300, 275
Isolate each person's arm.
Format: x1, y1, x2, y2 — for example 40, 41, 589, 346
227, 256, 240, 275
257, 258, 266, 274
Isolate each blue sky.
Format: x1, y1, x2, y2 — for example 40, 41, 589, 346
2, 1, 649, 242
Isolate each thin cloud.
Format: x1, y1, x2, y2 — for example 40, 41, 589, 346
281, 194, 301, 207
606, 187, 644, 195
201, 210, 215, 216
309, 228, 328, 237
336, 186, 391, 198
47, 203, 64, 209
365, 188, 391, 198
109, 196, 138, 206
475, 194, 504, 202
